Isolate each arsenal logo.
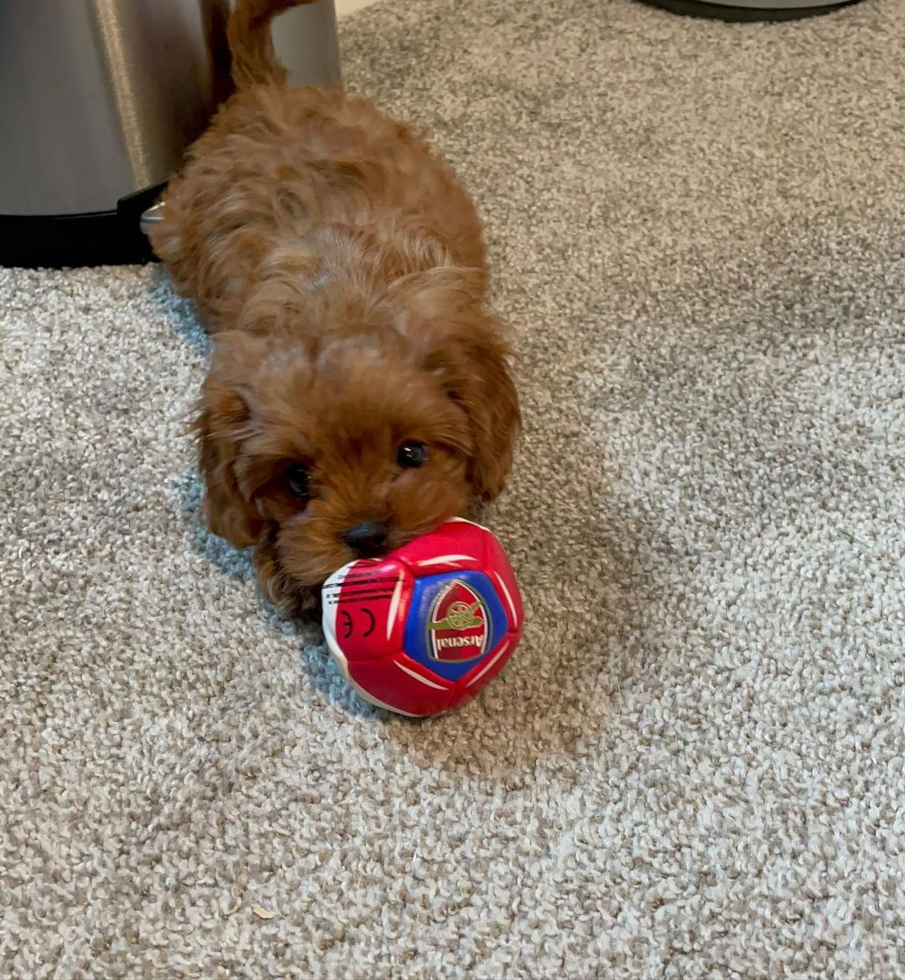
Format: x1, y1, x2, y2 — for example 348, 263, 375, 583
426, 579, 489, 663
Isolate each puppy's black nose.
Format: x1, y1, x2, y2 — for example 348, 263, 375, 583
344, 521, 390, 557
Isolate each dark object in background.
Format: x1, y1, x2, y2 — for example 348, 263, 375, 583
639, 0, 862, 21
0, 0, 340, 269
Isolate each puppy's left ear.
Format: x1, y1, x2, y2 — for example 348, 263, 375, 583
397, 266, 521, 502
453, 338, 521, 502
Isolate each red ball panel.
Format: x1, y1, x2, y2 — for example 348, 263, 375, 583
392, 518, 488, 576
322, 558, 413, 663
447, 631, 520, 712
483, 535, 523, 633
345, 652, 455, 718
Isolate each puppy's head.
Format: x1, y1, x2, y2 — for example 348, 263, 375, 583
195, 268, 519, 605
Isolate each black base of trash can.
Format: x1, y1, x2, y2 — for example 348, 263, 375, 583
0, 184, 164, 270
639, 0, 860, 21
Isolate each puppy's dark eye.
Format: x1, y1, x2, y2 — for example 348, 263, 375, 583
284, 462, 310, 498
397, 441, 428, 469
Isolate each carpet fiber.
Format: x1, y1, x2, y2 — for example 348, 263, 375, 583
3, 0, 905, 976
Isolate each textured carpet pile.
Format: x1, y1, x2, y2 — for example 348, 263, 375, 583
2, 0, 904, 976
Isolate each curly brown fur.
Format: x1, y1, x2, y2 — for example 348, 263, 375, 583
151, 0, 520, 611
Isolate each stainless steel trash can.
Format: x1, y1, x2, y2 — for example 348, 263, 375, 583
0, 0, 340, 268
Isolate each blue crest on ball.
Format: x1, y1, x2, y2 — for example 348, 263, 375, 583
403, 571, 510, 682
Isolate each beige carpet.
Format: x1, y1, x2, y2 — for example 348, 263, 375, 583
3, 0, 905, 976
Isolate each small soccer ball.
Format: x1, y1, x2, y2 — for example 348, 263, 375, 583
322, 519, 523, 717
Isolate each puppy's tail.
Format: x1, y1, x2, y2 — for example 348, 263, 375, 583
228, 0, 316, 89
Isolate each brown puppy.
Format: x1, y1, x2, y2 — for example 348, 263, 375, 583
151, 0, 519, 612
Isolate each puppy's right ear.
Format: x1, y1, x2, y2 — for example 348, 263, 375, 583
194, 332, 267, 548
